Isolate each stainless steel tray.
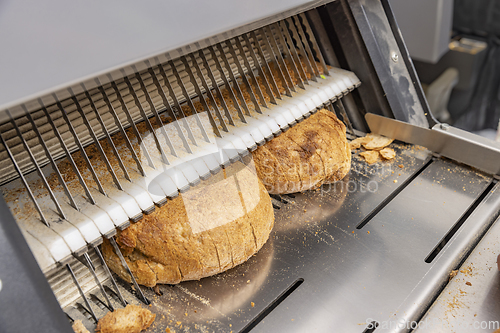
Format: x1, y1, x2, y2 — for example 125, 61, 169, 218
66, 141, 499, 333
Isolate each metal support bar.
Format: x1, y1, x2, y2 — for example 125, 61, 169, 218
56, 101, 107, 196
180, 56, 223, 137
187, 53, 229, 132
225, 40, 262, 113
22, 106, 78, 211
292, 15, 321, 77
146, 64, 193, 154
72, 96, 123, 191
123, 76, 170, 165
209, 45, 247, 123
278, 21, 309, 85
110, 80, 156, 170
272, 23, 305, 89
7, 110, 66, 219
134, 72, 178, 157
0, 130, 49, 226
108, 237, 150, 305
67, 263, 97, 322
300, 12, 330, 75
158, 63, 199, 147
93, 245, 127, 307
333, 100, 354, 134
82, 252, 114, 311
97, 85, 147, 177
85, 90, 131, 182
40, 102, 96, 205
242, 33, 277, 104
250, 30, 282, 100
168, 60, 211, 143
198, 50, 235, 126
263, 26, 295, 94
286, 17, 317, 82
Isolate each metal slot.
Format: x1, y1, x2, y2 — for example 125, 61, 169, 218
75, 303, 95, 323
362, 321, 379, 333
424, 180, 497, 263
240, 278, 304, 333
269, 194, 290, 205
356, 158, 434, 230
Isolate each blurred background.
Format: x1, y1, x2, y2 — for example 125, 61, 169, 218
390, 0, 500, 141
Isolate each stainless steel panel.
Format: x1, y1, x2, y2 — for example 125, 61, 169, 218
0, 0, 332, 120
414, 183, 500, 333
254, 159, 491, 333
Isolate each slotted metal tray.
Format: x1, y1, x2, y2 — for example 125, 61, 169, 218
64, 141, 499, 333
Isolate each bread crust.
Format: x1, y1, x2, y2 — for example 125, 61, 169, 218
252, 109, 350, 193
95, 304, 155, 333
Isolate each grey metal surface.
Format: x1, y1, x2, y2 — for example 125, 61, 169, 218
62, 142, 497, 333
346, 0, 429, 127
0, 0, 332, 122
415, 185, 500, 332
389, 0, 453, 64
0, 195, 74, 333
255, 158, 491, 333
366, 113, 500, 176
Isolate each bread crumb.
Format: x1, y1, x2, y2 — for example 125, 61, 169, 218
449, 270, 458, 281
367, 231, 370, 234
380, 147, 396, 160
359, 151, 379, 164
251, 302, 255, 307
393, 180, 398, 183
466, 282, 472, 286
398, 164, 404, 168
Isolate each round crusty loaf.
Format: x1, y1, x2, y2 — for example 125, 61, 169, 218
102, 160, 274, 287
252, 109, 351, 194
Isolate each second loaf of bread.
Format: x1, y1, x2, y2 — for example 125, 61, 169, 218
251, 109, 350, 194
